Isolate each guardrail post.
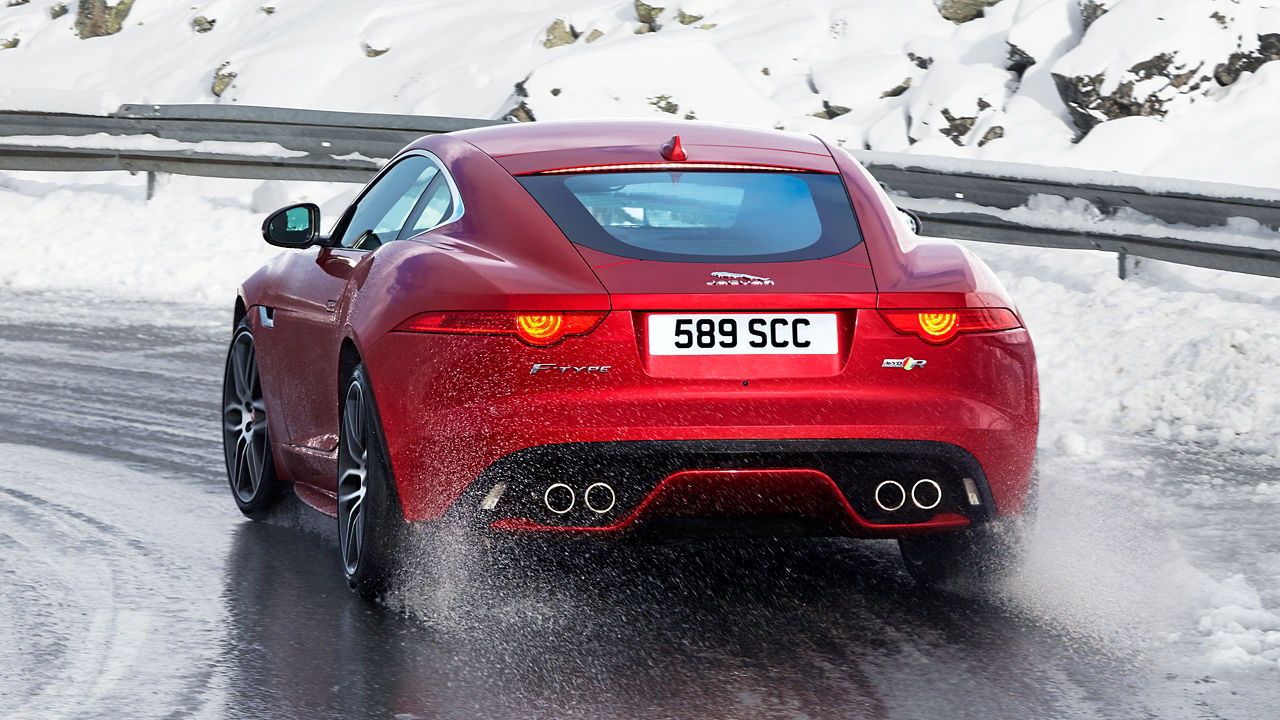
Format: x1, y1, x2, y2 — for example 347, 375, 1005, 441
146, 171, 157, 201
1117, 249, 1130, 279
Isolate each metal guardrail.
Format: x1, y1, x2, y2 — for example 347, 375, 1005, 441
1, 105, 1278, 278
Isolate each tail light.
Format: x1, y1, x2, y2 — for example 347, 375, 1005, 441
396, 311, 606, 346
878, 308, 1020, 344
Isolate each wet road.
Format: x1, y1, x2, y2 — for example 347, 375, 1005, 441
1, 289, 1277, 719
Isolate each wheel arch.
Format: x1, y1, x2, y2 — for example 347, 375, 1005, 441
233, 295, 248, 330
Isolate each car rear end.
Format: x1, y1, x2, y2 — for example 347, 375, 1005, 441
369, 122, 1038, 543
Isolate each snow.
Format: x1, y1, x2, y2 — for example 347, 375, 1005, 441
1, 1, 1280, 185
1198, 574, 1280, 674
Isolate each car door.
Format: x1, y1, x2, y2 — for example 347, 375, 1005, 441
266, 154, 448, 457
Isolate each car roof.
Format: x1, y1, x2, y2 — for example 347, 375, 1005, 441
446, 119, 839, 174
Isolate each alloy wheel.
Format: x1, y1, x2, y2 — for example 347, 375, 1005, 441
223, 330, 270, 504
337, 378, 369, 578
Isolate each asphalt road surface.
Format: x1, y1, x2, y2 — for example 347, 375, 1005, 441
2, 289, 1276, 719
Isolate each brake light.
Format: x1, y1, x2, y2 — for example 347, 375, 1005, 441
529, 162, 811, 175
879, 308, 1020, 344
396, 311, 605, 346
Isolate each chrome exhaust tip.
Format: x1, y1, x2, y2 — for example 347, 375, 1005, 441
874, 480, 906, 512
584, 482, 616, 514
544, 483, 575, 514
911, 478, 942, 510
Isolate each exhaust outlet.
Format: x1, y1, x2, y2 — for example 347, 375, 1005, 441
544, 483, 575, 514
911, 478, 942, 510
584, 482, 616, 514
873, 480, 906, 512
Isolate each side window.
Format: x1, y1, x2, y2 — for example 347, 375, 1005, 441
398, 175, 455, 240
335, 156, 441, 250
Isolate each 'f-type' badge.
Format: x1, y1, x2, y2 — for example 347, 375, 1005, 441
708, 271, 774, 286
882, 357, 926, 370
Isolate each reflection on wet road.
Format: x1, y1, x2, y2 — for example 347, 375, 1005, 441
1, 290, 1276, 719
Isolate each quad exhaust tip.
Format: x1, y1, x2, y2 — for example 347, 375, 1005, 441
584, 482, 616, 514
910, 478, 942, 510
874, 480, 906, 512
544, 483, 575, 514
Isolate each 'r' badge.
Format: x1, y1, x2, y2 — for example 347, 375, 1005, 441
882, 357, 927, 370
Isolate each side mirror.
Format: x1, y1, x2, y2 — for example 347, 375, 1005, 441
262, 203, 321, 248
897, 207, 923, 235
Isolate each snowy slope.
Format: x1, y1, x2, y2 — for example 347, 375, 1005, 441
2, 0, 1280, 186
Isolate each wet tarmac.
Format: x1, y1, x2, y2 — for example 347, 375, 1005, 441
1, 290, 1277, 719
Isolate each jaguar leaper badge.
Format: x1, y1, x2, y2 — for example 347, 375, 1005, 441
882, 357, 926, 370
708, 271, 774, 286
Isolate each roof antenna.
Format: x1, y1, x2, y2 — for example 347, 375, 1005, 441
660, 135, 687, 161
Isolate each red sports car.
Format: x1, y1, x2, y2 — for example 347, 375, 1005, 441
222, 120, 1038, 598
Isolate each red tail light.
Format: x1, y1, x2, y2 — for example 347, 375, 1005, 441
396, 311, 606, 346
879, 308, 1020, 344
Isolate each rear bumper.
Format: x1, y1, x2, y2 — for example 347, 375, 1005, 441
363, 312, 1038, 527
446, 439, 997, 540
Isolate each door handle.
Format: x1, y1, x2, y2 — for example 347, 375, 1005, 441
326, 300, 337, 313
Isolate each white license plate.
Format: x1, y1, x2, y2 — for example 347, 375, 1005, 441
647, 313, 838, 356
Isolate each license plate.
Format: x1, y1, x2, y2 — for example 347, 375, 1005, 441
647, 313, 838, 355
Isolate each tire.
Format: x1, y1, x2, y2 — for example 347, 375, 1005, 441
222, 317, 283, 519
898, 521, 1021, 589
337, 362, 406, 599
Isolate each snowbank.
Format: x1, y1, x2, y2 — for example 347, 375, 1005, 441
3, 1, 1280, 186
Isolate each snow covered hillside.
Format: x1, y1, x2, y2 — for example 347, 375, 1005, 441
3, 0, 1280, 186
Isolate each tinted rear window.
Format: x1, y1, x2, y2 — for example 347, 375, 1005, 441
517, 171, 862, 262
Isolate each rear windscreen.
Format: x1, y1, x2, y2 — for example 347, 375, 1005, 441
517, 171, 863, 262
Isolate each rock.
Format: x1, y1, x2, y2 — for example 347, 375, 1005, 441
75, 0, 136, 39
211, 62, 236, 97
937, 0, 1004, 24
550, 87, 561, 96
505, 102, 536, 122
50, 3, 68, 19
977, 125, 1004, 147
698, 23, 717, 30
585, 29, 604, 43
363, 43, 389, 58
543, 18, 579, 49
1078, 0, 1108, 31
635, 1, 664, 32
908, 52, 932, 70
0, 37, 18, 49
649, 95, 678, 114
677, 10, 702, 25
7, 0, 30, 6
1052, 70, 1161, 133
812, 101, 851, 120
1052, 3, 1261, 134
938, 108, 977, 145
191, 16, 215, 33
261, 6, 275, 14
1007, 42, 1034, 76
906, 62, 1011, 145
1215, 34, 1280, 87
881, 77, 912, 98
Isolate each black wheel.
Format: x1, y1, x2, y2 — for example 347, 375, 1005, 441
337, 363, 405, 599
899, 522, 1021, 589
222, 317, 283, 519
